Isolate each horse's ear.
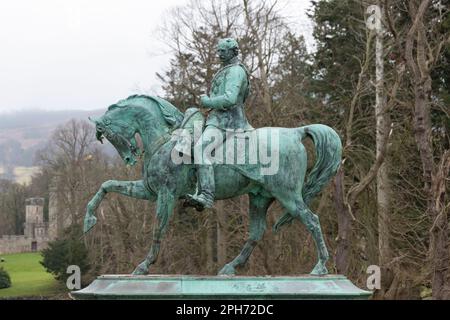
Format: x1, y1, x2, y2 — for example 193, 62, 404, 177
88, 116, 101, 125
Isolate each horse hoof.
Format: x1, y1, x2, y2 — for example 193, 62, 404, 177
183, 199, 205, 212
132, 263, 149, 275
195, 205, 205, 212
310, 263, 328, 276
218, 264, 235, 276
83, 215, 97, 234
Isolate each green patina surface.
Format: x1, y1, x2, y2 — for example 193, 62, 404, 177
74, 37, 363, 301
83, 37, 343, 278
71, 275, 372, 300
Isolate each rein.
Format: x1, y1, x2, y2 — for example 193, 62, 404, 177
145, 132, 172, 159
98, 122, 173, 160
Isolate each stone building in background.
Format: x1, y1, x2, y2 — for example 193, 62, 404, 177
0, 197, 53, 254
1, 177, 81, 254
48, 177, 72, 239
24, 198, 47, 239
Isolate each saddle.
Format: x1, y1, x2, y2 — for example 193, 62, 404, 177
171, 107, 265, 184
172, 107, 205, 157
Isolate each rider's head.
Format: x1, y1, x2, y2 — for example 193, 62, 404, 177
217, 38, 239, 64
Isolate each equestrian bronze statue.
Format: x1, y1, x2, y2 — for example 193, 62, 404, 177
83, 38, 342, 276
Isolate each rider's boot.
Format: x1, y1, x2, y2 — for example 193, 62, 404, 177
186, 165, 215, 210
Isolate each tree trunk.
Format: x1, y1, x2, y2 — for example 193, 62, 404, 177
375, 21, 393, 295
205, 214, 216, 274
429, 152, 450, 299
403, 0, 449, 299
216, 200, 228, 267
333, 167, 351, 274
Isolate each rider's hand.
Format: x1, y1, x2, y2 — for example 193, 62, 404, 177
200, 94, 211, 107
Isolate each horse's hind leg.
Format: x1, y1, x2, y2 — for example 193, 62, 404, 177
278, 196, 329, 275
218, 194, 273, 276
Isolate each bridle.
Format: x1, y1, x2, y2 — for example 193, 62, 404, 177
96, 121, 173, 160
96, 122, 141, 158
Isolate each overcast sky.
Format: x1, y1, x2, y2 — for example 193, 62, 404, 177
0, 0, 313, 114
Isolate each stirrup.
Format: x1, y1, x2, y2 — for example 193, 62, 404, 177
184, 193, 214, 211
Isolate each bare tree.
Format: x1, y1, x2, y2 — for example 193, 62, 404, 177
383, 0, 450, 299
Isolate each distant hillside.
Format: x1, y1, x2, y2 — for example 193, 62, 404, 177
0, 109, 107, 129
0, 109, 105, 181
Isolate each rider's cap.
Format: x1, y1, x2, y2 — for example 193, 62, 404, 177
217, 38, 239, 51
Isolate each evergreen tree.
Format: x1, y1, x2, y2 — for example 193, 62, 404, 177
308, 0, 374, 130
271, 32, 314, 126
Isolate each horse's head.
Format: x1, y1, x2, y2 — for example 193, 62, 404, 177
90, 95, 183, 167
89, 112, 140, 166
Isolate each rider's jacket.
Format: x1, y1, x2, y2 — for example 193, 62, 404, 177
202, 60, 253, 131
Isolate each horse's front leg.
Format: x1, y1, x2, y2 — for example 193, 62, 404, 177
84, 180, 155, 234
132, 188, 175, 275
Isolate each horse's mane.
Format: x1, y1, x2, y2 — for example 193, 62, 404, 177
106, 94, 183, 128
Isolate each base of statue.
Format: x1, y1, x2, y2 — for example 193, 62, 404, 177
70, 274, 371, 300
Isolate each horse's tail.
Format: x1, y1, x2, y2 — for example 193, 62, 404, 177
273, 124, 342, 232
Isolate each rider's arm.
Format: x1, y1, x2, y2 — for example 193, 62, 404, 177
201, 66, 246, 110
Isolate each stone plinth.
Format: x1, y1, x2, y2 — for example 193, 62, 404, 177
71, 274, 372, 300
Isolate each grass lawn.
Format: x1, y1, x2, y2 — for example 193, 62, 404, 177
0, 252, 66, 298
